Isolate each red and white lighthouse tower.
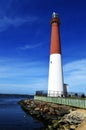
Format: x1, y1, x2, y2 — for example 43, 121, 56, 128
48, 12, 64, 97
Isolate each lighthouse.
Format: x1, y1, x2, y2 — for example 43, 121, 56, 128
48, 12, 64, 97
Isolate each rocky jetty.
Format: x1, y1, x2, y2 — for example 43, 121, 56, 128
19, 99, 86, 130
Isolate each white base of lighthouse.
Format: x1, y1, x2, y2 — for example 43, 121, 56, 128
48, 54, 64, 97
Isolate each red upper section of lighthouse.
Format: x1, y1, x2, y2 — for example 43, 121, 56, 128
50, 12, 61, 54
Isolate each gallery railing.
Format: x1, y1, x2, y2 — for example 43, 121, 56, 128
35, 90, 85, 98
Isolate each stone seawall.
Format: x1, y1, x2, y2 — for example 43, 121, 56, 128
19, 99, 86, 130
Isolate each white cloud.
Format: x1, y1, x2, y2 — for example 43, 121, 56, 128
0, 59, 47, 78
0, 58, 86, 95
0, 0, 39, 31
63, 59, 86, 94
18, 43, 43, 50
0, 16, 38, 31
0, 58, 48, 94
0, 82, 48, 94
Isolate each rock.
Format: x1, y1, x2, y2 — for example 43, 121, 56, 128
40, 102, 46, 107
51, 116, 58, 120
55, 110, 59, 115
70, 125, 76, 130
63, 125, 70, 130
52, 119, 58, 124
45, 114, 51, 121
27, 105, 30, 108
34, 107, 40, 111
58, 120, 67, 125
49, 107, 54, 113
43, 107, 49, 113
59, 109, 70, 116
53, 121, 59, 128
50, 104, 58, 109
47, 112, 51, 115
48, 125, 52, 129
32, 110, 40, 116
65, 118, 72, 124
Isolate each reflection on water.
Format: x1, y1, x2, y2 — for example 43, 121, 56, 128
0, 96, 44, 130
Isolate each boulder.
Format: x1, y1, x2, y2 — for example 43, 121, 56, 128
43, 107, 49, 113
34, 107, 40, 111
48, 125, 53, 129
70, 125, 76, 130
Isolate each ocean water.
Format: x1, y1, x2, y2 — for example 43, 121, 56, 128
0, 95, 44, 130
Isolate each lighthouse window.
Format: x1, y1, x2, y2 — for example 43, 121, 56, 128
51, 61, 52, 64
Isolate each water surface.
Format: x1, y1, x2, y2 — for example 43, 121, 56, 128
0, 95, 44, 130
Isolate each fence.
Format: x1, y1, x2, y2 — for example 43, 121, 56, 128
34, 96, 86, 109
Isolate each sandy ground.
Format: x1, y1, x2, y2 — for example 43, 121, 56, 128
75, 109, 86, 130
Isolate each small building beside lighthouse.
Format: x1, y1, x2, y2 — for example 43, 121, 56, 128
48, 12, 64, 97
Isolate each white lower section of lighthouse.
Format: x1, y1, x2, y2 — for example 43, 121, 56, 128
48, 54, 64, 97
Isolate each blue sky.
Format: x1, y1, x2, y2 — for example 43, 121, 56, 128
0, 0, 86, 95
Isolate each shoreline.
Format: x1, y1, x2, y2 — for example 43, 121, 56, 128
19, 99, 86, 130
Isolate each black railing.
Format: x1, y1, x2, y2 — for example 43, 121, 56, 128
36, 90, 47, 97
35, 90, 86, 98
